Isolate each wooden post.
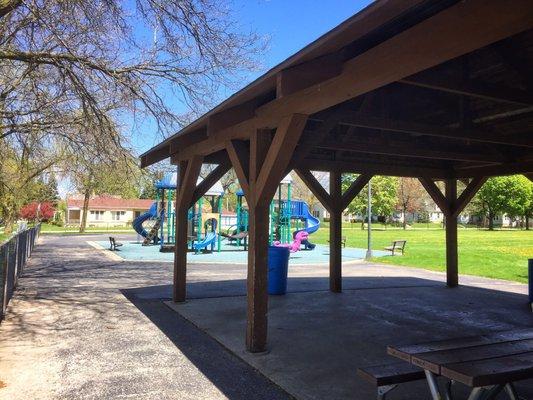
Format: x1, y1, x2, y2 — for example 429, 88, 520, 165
445, 179, 458, 287
173, 156, 203, 302
246, 129, 271, 352
329, 170, 342, 293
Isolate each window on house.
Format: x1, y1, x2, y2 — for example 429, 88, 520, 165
112, 211, 126, 221
90, 210, 105, 221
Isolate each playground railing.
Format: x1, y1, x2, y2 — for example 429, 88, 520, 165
0, 223, 41, 322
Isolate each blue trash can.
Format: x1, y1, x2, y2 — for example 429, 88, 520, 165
268, 246, 290, 295
529, 259, 533, 306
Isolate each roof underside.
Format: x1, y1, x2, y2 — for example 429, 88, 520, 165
141, 0, 533, 180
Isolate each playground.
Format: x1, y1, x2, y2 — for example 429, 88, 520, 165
93, 239, 389, 264
125, 172, 390, 265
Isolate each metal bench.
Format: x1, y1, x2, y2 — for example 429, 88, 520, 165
384, 240, 406, 255
327, 235, 346, 248
109, 236, 123, 251
357, 361, 425, 399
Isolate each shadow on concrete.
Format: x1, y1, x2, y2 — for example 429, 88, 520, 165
121, 289, 293, 400
129, 275, 443, 301
123, 276, 533, 400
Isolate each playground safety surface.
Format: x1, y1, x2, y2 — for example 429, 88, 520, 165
92, 240, 390, 264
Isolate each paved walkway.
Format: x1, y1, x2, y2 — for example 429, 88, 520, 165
0, 234, 529, 399
0, 235, 290, 400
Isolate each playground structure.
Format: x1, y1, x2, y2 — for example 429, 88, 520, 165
132, 172, 224, 253
234, 174, 320, 252
132, 172, 320, 255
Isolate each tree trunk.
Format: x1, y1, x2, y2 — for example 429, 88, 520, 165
526, 214, 530, 231
402, 207, 407, 230
79, 189, 90, 233
488, 212, 494, 231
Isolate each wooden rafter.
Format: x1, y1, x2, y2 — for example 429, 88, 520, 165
255, 114, 308, 205
399, 74, 533, 106
418, 177, 449, 215
316, 139, 505, 164
177, 155, 204, 211
451, 176, 488, 217
294, 169, 332, 212
190, 159, 231, 207
328, 114, 533, 148
226, 140, 251, 198
340, 174, 372, 211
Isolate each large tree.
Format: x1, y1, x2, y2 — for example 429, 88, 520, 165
396, 177, 425, 229
344, 175, 398, 228
0, 0, 262, 231
475, 175, 532, 230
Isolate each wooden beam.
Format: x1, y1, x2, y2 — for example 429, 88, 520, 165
400, 74, 533, 106
451, 176, 487, 218
294, 169, 332, 212
207, 100, 256, 136
317, 139, 504, 164
148, 0, 533, 167
226, 140, 251, 198
246, 129, 273, 353
255, 114, 308, 206
255, 0, 533, 124
445, 179, 458, 287
289, 109, 345, 170
276, 52, 343, 98
455, 160, 533, 178
340, 174, 372, 211
191, 160, 231, 207
174, 155, 203, 303
298, 158, 453, 179
418, 177, 450, 215
329, 170, 343, 293
141, 146, 169, 169
332, 114, 533, 148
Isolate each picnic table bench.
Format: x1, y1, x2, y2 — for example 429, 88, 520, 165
384, 240, 406, 255
357, 361, 425, 399
387, 328, 533, 400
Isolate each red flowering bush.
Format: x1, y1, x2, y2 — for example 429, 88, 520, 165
19, 202, 55, 221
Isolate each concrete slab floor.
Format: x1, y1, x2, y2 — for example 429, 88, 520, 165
165, 280, 533, 400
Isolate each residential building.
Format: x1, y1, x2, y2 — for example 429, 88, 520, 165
66, 195, 154, 227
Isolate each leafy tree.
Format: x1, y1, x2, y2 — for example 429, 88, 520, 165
396, 178, 425, 229
475, 175, 532, 230
344, 175, 398, 228
20, 202, 55, 222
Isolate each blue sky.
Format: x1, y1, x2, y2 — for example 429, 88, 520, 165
131, 0, 373, 155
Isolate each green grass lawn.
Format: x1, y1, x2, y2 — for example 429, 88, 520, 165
312, 227, 533, 283
40, 222, 135, 234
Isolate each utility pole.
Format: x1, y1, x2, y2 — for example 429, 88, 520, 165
365, 180, 372, 260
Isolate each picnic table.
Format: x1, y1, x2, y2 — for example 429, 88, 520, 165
388, 328, 533, 400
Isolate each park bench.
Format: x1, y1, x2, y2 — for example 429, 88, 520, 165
384, 240, 406, 255
357, 361, 425, 399
109, 236, 123, 251
327, 236, 346, 248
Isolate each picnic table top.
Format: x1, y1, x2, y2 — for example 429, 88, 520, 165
388, 328, 533, 387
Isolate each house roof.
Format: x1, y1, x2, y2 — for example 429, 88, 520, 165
67, 196, 154, 210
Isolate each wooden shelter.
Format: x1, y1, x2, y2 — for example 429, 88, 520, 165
141, 0, 533, 352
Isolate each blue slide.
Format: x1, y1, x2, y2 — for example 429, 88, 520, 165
292, 201, 320, 249
193, 231, 218, 251
133, 202, 158, 238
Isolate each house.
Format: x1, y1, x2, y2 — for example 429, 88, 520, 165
66, 195, 154, 227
